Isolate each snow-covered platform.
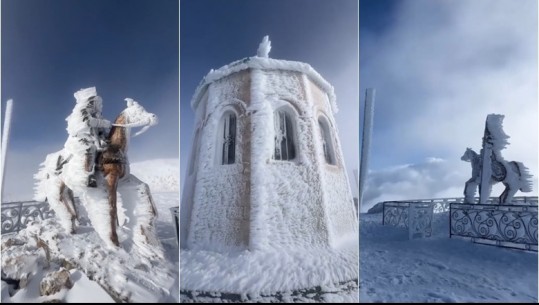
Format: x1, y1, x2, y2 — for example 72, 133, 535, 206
180, 235, 358, 303
1, 191, 179, 303
360, 211, 538, 302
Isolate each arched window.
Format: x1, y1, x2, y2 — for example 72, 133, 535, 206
318, 116, 335, 165
273, 109, 296, 161
219, 112, 236, 165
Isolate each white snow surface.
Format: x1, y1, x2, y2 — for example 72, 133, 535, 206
130, 159, 179, 193
2, 191, 179, 303
359, 212, 537, 302
180, 234, 358, 299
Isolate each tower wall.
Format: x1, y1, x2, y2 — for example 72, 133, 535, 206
250, 69, 331, 249
183, 60, 357, 252
186, 71, 252, 251
307, 78, 359, 245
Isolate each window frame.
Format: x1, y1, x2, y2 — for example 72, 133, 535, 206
272, 106, 298, 162
318, 114, 337, 166
216, 110, 238, 165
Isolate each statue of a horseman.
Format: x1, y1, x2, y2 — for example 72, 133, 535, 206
34, 87, 163, 259
461, 114, 533, 204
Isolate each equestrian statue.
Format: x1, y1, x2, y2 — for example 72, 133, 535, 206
34, 87, 162, 259
461, 114, 532, 204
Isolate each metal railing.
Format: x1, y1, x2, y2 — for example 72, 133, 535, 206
381, 196, 538, 226
450, 202, 538, 251
1, 200, 56, 234
381, 201, 435, 239
379, 196, 538, 249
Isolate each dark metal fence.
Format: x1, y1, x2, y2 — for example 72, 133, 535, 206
450, 202, 538, 251
381, 197, 538, 244
1, 201, 55, 234
381, 197, 538, 227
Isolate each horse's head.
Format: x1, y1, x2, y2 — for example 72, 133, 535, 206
461, 147, 476, 162
117, 98, 159, 136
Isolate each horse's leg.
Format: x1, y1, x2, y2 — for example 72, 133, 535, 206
59, 182, 78, 233
46, 179, 76, 234
106, 173, 120, 247
118, 174, 163, 259
66, 188, 79, 223
464, 178, 478, 203
500, 182, 517, 204
82, 176, 119, 249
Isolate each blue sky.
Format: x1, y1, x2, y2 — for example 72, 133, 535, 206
2, 0, 178, 200
359, 0, 538, 211
180, 0, 360, 194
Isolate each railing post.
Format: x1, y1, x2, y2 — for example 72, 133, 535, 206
170, 207, 179, 245
382, 201, 385, 225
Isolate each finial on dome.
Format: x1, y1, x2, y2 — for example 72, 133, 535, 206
257, 35, 271, 58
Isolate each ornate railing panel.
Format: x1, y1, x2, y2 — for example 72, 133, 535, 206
409, 203, 434, 239
450, 203, 538, 251
381, 196, 537, 221
382, 201, 434, 239
381, 197, 537, 242
1, 201, 56, 234
382, 201, 410, 228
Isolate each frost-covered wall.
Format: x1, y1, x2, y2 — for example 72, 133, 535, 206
185, 71, 251, 251
306, 78, 358, 245
257, 70, 330, 249
182, 57, 356, 252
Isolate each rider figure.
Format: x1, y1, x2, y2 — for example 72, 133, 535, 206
65, 87, 111, 188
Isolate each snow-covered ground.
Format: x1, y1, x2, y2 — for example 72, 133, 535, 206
180, 234, 358, 302
359, 212, 538, 302
1, 159, 179, 303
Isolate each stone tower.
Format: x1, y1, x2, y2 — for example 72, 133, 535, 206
180, 36, 357, 253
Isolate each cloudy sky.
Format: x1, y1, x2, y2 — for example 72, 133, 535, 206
360, 0, 538, 212
180, 0, 359, 195
1, 0, 178, 201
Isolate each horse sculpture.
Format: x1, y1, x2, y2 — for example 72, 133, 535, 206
34, 99, 162, 258
461, 147, 532, 204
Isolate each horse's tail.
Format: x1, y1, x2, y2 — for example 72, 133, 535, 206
33, 150, 64, 201
514, 161, 533, 193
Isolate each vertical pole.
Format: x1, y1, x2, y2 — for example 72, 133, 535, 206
358, 88, 375, 213
1, 99, 14, 203
353, 168, 359, 214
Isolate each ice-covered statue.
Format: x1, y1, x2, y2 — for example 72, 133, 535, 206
65, 87, 112, 188
34, 87, 163, 258
461, 114, 533, 204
